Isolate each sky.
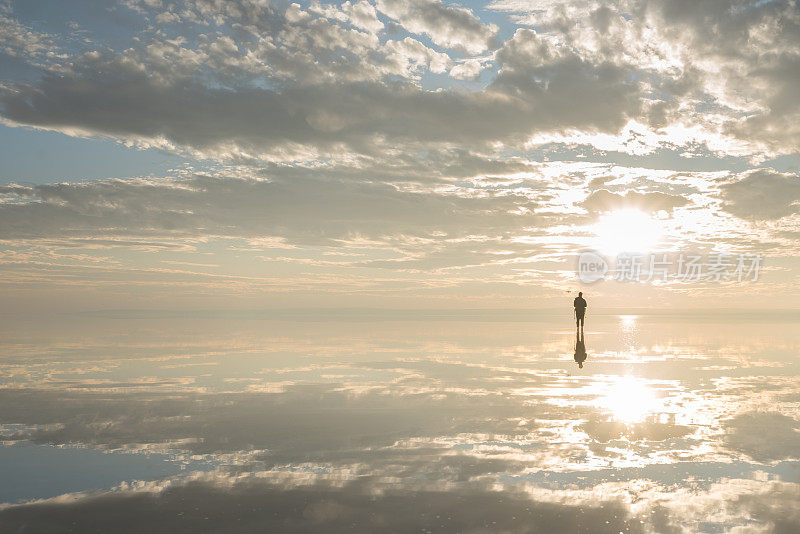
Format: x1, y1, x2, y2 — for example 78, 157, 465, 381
1, 0, 800, 311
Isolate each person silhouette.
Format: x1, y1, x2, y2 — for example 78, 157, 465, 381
573, 291, 587, 329
574, 329, 587, 368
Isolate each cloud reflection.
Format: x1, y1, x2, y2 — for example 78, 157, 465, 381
0, 312, 798, 532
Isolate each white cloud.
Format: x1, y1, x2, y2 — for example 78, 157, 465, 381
449, 58, 486, 80
341, 0, 384, 34
376, 0, 498, 54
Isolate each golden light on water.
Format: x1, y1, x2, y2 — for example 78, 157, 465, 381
592, 209, 662, 255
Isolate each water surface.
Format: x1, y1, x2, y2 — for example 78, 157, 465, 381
0, 310, 798, 532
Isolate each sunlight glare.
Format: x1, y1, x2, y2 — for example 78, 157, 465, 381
592, 209, 662, 255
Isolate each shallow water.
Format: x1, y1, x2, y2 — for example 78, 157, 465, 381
1, 310, 798, 532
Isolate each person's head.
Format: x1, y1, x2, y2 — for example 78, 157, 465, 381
578, 291, 583, 297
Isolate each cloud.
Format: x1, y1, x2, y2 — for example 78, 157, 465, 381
0, 174, 540, 246
0, 29, 640, 162
3, 0, 800, 162
581, 189, 689, 214
0, 10, 58, 59
490, 28, 640, 133
721, 170, 800, 220
1, 0, 799, 307
341, 1, 384, 34
490, 0, 800, 157
310, 0, 385, 34
376, 0, 498, 54
449, 58, 486, 80
633, 0, 800, 155
0, 184, 34, 197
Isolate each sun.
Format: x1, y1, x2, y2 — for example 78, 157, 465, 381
591, 209, 662, 255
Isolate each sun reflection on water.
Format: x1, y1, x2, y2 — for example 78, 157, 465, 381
597, 375, 659, 424
620, 315, 638, 331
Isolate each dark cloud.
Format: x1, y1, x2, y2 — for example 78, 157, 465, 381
639, 0, 800, 153
721, 170, 800, 220
0, 184, 34, 196
492, 29, 640, 135
0, 174, 538, 245
0, 25, 640, 161
581, 189, 689, 213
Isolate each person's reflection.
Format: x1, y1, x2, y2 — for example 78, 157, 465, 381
574, 329, 587, 368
